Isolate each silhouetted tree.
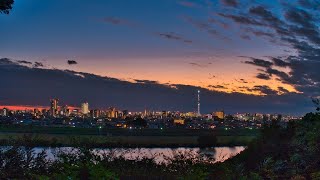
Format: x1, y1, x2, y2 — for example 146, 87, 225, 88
0, 0, 14, 14
312, 98, 320, 111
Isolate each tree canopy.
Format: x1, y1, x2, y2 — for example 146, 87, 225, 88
0, 0, 14, 14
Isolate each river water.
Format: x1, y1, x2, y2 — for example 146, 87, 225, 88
33, 146, 246, 164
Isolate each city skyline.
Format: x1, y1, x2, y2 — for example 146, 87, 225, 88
0, 95, 308, 116
1, 0, 320, 115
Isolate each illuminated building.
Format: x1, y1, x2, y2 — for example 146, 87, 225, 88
81, 102, 89, 115
213, 111, 225, 120
41, 109, 48, 116
71, 109, 80, 116
185, 112, 197, 117
2, 108, 8, 116
122, 110, 129, 118
162, 111, 168, 118
50, 99, 59, 117
33, 109, 40, 116
174, 119, 185, 125
62, 105, 70, 116
108, 107, 118, 118
205, 114, 213, 120
91, 109, 100, 118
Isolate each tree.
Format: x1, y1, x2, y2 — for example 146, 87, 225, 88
312, 98, 320, 111
0, 0, 14, 14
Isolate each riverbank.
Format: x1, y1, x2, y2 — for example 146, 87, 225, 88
0, 125, 258, 147
0, 133, 256, 148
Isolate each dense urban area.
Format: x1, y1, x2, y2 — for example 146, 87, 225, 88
0, 98, 302, 130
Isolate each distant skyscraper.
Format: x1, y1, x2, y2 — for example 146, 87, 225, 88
2, 108, 8, 116
91, 109, 101, 118
62, 105, 70, 116
108, 107, 118, 118
50, 99, 59, 117
81, 102, 89, 115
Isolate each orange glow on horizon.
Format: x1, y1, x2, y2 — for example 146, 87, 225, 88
0, 105, 79, 111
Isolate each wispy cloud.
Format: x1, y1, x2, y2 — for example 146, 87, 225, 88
67, 60, 78, 65
220, 0, 239, 7
157, 32, 193, 44
177, 1, 201, 8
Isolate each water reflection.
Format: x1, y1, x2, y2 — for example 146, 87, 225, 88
34, 146, 245, 164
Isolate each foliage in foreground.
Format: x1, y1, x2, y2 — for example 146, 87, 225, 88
0, 143, 213, 179
211, 112, 320, 179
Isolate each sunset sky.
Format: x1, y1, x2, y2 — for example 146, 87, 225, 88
1, 0, 319, 114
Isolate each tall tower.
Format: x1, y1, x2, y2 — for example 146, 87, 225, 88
197, 90, 201, 116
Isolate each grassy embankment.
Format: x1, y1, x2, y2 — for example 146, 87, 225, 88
0, 125, 258, 147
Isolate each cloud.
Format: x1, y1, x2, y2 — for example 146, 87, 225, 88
134, 79, 158, 84
208, 18, 230, 29
220, 0, 238, 7
219, 1, 320, 97
157, 32, 192, 44
17, 60, 32, 65
208, 73, 216, 79
33, 62, 44, 68
102, 16, 194, 45
284, 8, 314, 27
252, 85, 278, 95
177, 1, 200, 8
297, 0, 320, 10
278, 87, 290, 94
235, 79, 249, 84
189, 62, 208, 68
102, 17, 132, 26
270, 57, 290, 67
244, 58, 273, 68
249, 6, 280, 24
218, 13, 265, 26
0, 58, 312, 115
244, 28, 274, 38
240, 34, 251, 40
240, 79, 248, 83
183, 16, 228, 39
256, 73, 271, 80
208, 85, 227, 89
67, 60, 78, 65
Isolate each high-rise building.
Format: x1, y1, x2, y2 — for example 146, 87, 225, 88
2, 108, 8, 116
41, 109, 48, 116
122, 110, 129, 116
62, 105, 70, 116
91, 109, 101, 118
50, 98, 59, 117
108, 107, 118, 118
33, 109, 40, 116
213, 111, 225, 120
81, 102, 89, 115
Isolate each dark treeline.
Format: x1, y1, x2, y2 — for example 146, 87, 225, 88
210, 112, 320, 179
0, 0, 14, 14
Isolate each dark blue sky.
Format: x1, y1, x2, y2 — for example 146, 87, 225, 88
0, 0, 319, 115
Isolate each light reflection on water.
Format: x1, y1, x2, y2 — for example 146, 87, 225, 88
34, 146, 246, 164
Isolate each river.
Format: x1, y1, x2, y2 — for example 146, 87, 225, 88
32, 146, 246, 164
